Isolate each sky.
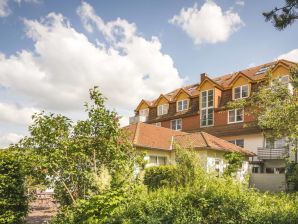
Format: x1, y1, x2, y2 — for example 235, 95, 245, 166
0, 0, 297, 147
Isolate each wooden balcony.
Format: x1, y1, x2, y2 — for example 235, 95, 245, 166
257, 147, 288, 160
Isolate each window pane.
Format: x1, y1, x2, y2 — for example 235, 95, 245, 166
201, 109, 207, 126
183, 100, 188, 110
149, 156, 157, 164
234, 87, 241, 99
236, 109, 243, 121
207, 108, 213, 125
202, 92, 207, 108
280, 76, 289, 84
229, 110, 235, 123
171, 120, 176, 130
235, 139, 244, 148
242, 85, 248, 98
208, 90, 213, 107
275, 138, 286, 148
158, 157, 166, 165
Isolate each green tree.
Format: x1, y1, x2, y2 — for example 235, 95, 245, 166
15, 87, 138, 205
263, 0, 298, 30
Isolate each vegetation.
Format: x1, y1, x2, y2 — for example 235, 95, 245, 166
223, 152, 244, 177
0, 150, 28, 224
263, 0, 298, 30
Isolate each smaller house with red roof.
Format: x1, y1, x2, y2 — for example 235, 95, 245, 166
123, 122, 254, 178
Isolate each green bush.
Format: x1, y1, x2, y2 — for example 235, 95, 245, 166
144, 165, 178, 190
0, 150, 28, 224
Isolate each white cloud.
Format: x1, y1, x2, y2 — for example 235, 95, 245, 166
0, 102, 38, 125
277, 49, 298, 62
14, 0, 40, 4
0, 2, 183, 126
0, 133, 23, 148
0, 0, 10, 17
235, 0, 245, 6
169, 1, 244, 45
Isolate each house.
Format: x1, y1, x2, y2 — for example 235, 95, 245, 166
123, 122, 254, 179
129, 59, 298, 191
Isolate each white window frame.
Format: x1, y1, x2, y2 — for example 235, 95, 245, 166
171, 119, 182, 131
200, 89, 214, 127
157, 104, 168, 116
228, 139, 244, 148
139, 108, 149, 117
228, 108, 244, 124
148, 155, 167, 166
176, 99, 189, 112
233, 84, 249, 100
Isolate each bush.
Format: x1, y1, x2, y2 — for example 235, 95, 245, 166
0, 150, 28, 224
144, 165, 178, 190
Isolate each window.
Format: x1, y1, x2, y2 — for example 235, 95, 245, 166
265, 138, 286, 149
154, 122, 161, 127
252, 167, 259, 173
272, 75, 289, 85
171, 119, 182, 131
149, 156, 167, 166
228, 139, 244, 148
201, 89, 214, 127
177, 99, 188, 112
157, 104, 168, 116
233, 85, 249, 99
228, 109, 244, 123
139, 108, 149, 117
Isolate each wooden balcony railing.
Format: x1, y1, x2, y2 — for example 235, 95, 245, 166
257, 147, 288, 160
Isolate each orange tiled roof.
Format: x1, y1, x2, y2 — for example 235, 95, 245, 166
141, 59, 296, 106
123, 122, 255, 156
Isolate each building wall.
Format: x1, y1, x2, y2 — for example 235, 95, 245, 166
249, 173, 286, 192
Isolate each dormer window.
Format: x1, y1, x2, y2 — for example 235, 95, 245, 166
157, 104, 168, 116
200, 89, 214, 127
177, 99, 188, 112
233, 85, 249, 100
139, 108, 149, 117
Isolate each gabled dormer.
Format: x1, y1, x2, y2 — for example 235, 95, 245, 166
135, 99, 150, 117
154, 94, 170, 116
270, 61, 292, 85
173, 88, 191, 112
229, 72, 253, 100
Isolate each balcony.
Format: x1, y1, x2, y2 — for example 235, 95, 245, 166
129, 115, 148, 124
257, 147, 289, 160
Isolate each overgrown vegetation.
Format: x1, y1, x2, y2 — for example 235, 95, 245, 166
0, 150, 28, 224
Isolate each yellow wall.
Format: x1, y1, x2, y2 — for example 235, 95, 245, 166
232, 76, 249, 88
200, 80, 214, 91
136, 147, 175, 165
157, 97, 169, 106
271, 65, 290, 79
138, 102, 149, 111
214, 87, 222, 108
176, 91, 189, 101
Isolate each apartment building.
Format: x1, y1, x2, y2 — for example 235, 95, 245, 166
129, 59, 297, 178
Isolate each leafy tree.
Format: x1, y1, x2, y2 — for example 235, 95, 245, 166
263, 0, 298, 30
223, 152, 244, 177
15, 87, 139, 205
0, 150, 28, 224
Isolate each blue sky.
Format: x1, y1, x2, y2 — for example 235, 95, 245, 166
0, 0, 297, 147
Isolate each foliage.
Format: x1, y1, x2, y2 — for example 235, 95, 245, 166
14, 87, 139, 206
263, 0, 298, 30
223, 152, 244, 177
0, 150, 28, 224
287, 162, 298, 190
144, 165, 178, 190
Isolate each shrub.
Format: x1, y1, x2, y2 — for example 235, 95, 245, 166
144, 165, 178, 190
0, 150, 28, 224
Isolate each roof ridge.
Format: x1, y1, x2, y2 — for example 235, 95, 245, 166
200, 132, 210, 148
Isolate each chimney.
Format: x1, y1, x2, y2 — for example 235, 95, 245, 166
200, 73, 208, 82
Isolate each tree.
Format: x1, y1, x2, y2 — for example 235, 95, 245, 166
15, 87, 139, 205
263, 0, 298, 30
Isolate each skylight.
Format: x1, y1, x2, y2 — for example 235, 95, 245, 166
255, 65, 274, 75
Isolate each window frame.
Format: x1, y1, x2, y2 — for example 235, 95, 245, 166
233, 84, 249, 100
154, 122, 161, 127
148, 155, 167, 166
176, 99, 189, 112
200, 89, 214, 127
171, 118, 182, 131
228, 108, 244, 124
228, 139, 244, 148
139, 108, 149, 117
157, 104, 168, 116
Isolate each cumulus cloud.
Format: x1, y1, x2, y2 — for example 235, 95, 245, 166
0, 2, 183, 126
0, 0, 10, 17
277, 49, 298, 62
0, 132, 23, 148
169, 1, 244, 45
0, 102, 38, 125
